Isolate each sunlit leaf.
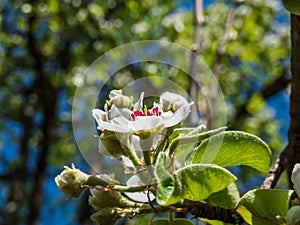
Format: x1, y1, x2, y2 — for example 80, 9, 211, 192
155, 153, 236, 206
189, 131, 272, 173
238, 189, 293, 225
175, 164, 236, 203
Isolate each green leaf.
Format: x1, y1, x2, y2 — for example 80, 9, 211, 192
168, 124, 206, 140
153, 218, 194, 225
175, 164, 236, 203
154, 152, 182, 206
168, 126, 227, 156
205, 183, 240, 209
155, 153, 237, 206
188, 131, 271, 172
238, 189, 293, 225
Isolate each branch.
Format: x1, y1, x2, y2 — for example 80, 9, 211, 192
183, 200, 249, 225
235, 68, 291, 120
25, 13, 58, 225
207, 1, 242, 129
189, 0, 205, 126
262, 14, 300, 189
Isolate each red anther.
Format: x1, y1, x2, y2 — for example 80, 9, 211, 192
131, 107, 161, 119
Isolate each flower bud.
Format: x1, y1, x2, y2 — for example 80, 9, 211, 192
55, 164, 89, 197
286, 206, 300, 225
292, 163, 300, 197
109, 90, 133, 109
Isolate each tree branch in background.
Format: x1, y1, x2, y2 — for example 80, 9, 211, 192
235, 68, 291, 120
262, 14, 300, 189
207, 1, 242, 129
189, 0, 205, 126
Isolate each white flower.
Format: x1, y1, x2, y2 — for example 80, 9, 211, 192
92, 90, 193, 135
92, 90, 193, 162
292, 163, 300, 197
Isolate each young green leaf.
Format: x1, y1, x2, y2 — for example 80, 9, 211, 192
188, 131, 272, 173
154, 152, 182, 206
238, 189, 293, 225
155, 153, 237, 206
174, 164, 237, 203
168, 126, 227, 155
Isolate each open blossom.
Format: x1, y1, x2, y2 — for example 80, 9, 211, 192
92, 90, 193, 135
92, 89, 193, 162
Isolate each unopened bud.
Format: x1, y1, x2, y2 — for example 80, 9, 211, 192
292, 164, 300, 197
286, 206, 300, 225
55, 164, 89, 197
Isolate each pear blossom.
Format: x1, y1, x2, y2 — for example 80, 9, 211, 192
92, 90, 193, 165
92, 90, 193, 135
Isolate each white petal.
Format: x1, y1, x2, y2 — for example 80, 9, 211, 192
124, 175, 155, 203
160, 91, 189, 111
121, 156, 136, 172
92, 109, 107, 123
109, 89, 123, 99
131, 116, 164, 132
130, 135, 143, 152
109, 105, 132, 120
92, 112, 131, 132
164, 102, 194, 127
133, 92, 144, 111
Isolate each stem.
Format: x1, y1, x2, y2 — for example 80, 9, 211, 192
84, 175, 149, 192
189, 0, 205, 126
143, 149, 151, 166
122, 139, 143, 167
207, 1, 242, 129
169, 210, 174, 225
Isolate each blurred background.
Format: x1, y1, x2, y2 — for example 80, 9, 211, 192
0, 0, 292, 224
